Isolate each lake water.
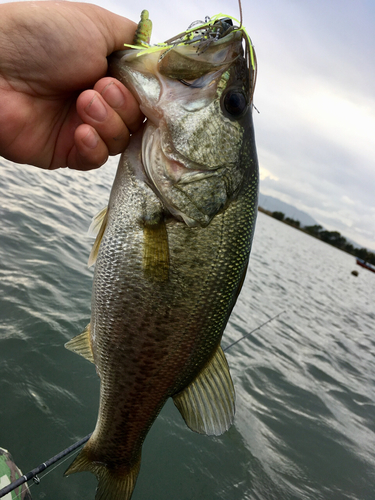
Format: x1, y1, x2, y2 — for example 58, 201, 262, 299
1, 156, 375, 500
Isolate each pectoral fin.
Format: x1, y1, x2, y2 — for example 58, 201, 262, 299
173, 346, 235, 436
88, 207, 108, 267
143, 219, 169, 282
64, 324, 94, 364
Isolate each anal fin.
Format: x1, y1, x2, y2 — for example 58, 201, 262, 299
64, 324, 94, 364
173, 345, 235, 436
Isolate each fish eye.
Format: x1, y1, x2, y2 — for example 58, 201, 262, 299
223, 90, 247, 118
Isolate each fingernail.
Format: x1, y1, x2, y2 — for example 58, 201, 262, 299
82, 129, 99, 149
85, 96, 107, 122
102, 82, 125, 108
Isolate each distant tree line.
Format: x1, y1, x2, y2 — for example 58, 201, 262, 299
271, 211, 300, 228
266, 210, 375, 265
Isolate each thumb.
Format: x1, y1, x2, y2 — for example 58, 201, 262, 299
82, 5, 138, 54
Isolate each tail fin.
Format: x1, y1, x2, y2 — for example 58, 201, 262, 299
65, 444, 141, 500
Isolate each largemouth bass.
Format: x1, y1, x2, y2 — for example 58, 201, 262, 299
65, 12, 258, 500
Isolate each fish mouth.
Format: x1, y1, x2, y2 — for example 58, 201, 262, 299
108, 29, 246, 106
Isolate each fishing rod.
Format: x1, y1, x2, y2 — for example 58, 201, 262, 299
0, 433, 92, 499
0, 310, 284, 499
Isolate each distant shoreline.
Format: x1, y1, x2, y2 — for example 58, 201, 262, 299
258, 206, 375, 267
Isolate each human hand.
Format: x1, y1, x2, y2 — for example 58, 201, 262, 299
0, 1, 144, 170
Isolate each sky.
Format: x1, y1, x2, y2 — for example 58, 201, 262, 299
6, 0, 375, 250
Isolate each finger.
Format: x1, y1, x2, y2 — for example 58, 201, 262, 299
77, 90, 129, 156
69, 124, 109, 170
93, 78, 144, 133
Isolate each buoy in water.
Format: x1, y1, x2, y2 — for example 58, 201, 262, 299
0, 448, 32, 499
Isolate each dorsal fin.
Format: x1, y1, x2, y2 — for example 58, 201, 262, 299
88, 207, 108, 267
64, 324, 94, 364
87, 207, 108, 237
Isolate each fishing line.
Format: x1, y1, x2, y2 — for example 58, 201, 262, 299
223, 310, 285, 352
30, 446, 81, 483
1, 312, 284, 498
238, 0, 243, 28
